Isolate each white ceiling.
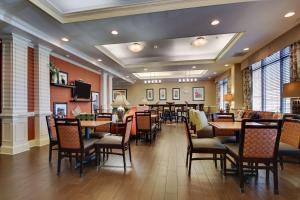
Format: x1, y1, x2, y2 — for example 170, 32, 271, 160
45, 0, 157, 14
0, 0, 299, 84
97, 33, 239, 69
133, 70, 208, 79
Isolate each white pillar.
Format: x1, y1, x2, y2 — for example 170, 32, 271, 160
101, 72, 108, 112
0, 33, 31, 155
34, 44, 51, 146
108, 75, 113, 111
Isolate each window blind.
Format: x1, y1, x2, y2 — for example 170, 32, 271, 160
251, 47, 290, 113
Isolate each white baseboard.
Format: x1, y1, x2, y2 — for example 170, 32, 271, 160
0, 143, 30, 155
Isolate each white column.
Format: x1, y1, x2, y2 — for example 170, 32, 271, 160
101, 72, 108, 112
108, 75, 113, 111
33, 44, 51, 147
0, 33, 31, 155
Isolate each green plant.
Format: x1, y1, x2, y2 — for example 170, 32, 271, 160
49, 62, 59, 76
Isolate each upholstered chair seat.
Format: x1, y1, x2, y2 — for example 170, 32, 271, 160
96, 135, 122, 146
192, 138, 226, 151
279, 142, 300, 156
215, 136, 237, 144
93, 132, 111, 138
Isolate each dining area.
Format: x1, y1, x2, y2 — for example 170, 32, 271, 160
186, 110, 300, 195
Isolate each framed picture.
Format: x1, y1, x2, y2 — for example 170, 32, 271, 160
146, 89, 154, 101
159, 88, 167, 100
192, 87, 205, 101
91, 92, 100, 113
172, 88, 180, 100
58, 71, 68, 85
53, 102, 67, 118
113, 89, 127, 100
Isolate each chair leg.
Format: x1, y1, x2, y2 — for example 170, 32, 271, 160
185, 146, 189, 167
79, 153, 84, 177
279, 156, 284, 170
239, 161, 245, 193
69, 152, 72, 167
213, 154, 217, 168
273, 161, 279, 194
220, 154, 223, 170
188, 151, 192, 176
122, 148, 126, 172
57, 151, 62, 175
223, 154, 227, 176
266, 162, 270, 183
49, 144, 52, 162
128, 143, 132, 163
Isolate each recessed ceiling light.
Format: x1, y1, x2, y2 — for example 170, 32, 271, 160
192, 37, 208, 47
211, 19, 220, 26
224, 64, 229, 67
97, 58, 102, 62
144, 68, 148, 71
65, 54, 70, 58
128, 43, 144, 53
111, 30, 119, 35
284, 12, 295, 18
243, 47, 250, 51
154, 45, 159, 49
192, 66, 196, 69
208, 77, 211, 79
61, 37, 69, 42
213, 72, 217, 75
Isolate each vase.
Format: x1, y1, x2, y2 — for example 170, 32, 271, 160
51, 74, 58, 84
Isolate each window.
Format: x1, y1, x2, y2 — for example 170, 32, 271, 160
251, 47, 290, 113
219, 80, 228, 110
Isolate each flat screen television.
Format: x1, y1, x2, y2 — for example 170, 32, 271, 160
73, 81, 91, 99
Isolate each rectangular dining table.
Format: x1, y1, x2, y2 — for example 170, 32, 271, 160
208, 121, 262, 131
80, 120, 112, 139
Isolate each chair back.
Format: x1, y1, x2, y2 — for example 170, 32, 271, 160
280, 118, 300, 148
95, 113, 112, 133
55, 118, 83, 150
240, 119, 282, 160
135, 111, 151, 131
183, 117, 193, 148
211, 113, 235, 136
170, 105, 176, 112
122, 115, 133, 144
46, 115, 57, 142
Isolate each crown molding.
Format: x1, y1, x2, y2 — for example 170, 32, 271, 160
29, 0, 262, 23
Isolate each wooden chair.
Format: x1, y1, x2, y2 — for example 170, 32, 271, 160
225, 119, 282, 194
135, 111, 155, 144
183, 117, 227, 176
95, 115, 133, 171
92, 113, 112, 138
211, 113, 237, 144
45, 115, 58, 162
55, 118, 99, 176
278, 118, 300, 169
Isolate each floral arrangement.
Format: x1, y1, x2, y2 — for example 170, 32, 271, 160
49, 62, 59, 83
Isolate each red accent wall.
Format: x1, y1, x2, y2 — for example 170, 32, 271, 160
0, 39, 2, 146
27, 47, 35, 140
50, 56, 101, 117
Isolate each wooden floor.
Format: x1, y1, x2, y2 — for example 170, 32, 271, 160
0, 123, 299, 200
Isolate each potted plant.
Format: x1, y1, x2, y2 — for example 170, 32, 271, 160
49, 62, 59, 84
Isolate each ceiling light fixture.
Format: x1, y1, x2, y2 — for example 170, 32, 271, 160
192, 66, 196, 69
97, 58, 102, 62
154, 45, 159, 49
224, 64, 229, 67
144, 68, 148, 71
211, 19, 220, 26
65, 54, 70, 58
284, 12, 295, 18
213, 72, 217, 75
243, 47, 250, 51
61, 37, 69, 42
111, 30, 119, 35
178, 77, 198, 83
192, 37, 208, 47
128, 42, 144, 53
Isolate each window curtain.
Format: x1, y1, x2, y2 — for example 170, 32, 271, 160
242, 66, 252, 110
290, 41, 300, 81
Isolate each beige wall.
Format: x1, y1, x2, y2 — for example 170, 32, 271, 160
241, 23, 300, 69
114, 80, 216, 107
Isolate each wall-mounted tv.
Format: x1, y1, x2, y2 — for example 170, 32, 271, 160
73, 81, 91, 99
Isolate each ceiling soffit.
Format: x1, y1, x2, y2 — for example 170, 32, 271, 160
28, 0, 261, 23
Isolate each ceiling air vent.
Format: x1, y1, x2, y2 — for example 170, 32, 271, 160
232, 52, 248, 57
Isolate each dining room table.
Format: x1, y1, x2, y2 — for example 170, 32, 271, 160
80, 120, 112, 139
